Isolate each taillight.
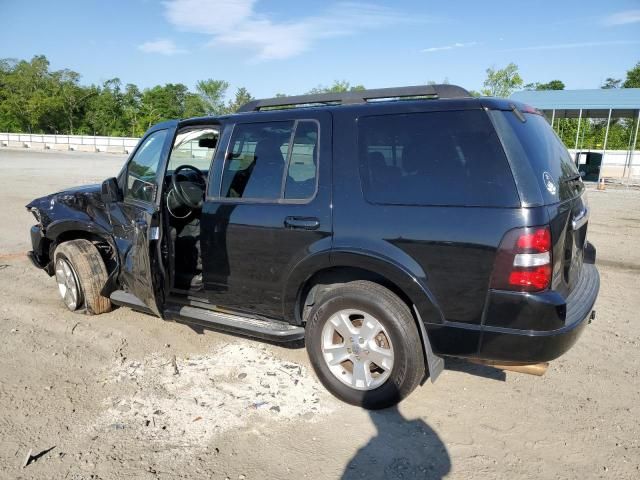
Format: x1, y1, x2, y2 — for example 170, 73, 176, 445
491, 226, 552, 292
516, 228, 551, 252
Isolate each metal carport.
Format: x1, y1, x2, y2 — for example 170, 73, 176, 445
510, 88, 640, 181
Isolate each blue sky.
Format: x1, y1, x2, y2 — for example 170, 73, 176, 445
1, 0, 639, 98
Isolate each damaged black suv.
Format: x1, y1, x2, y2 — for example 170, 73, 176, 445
27, 85, 599, 409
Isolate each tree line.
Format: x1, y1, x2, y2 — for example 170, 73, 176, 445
0, 55, 638, 150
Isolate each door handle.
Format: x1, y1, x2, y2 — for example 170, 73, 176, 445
284, 216, 320, 230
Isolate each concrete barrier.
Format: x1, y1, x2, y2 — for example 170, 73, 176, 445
0, 132, 139, 155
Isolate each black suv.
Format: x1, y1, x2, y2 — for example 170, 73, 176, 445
26, 85, 599, 409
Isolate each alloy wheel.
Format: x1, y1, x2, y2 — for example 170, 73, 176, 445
55, 258, 81, 310
320, 309, 395, 391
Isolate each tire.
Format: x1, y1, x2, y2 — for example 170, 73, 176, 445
54, 239, 112, 315
305, 280, 424, 409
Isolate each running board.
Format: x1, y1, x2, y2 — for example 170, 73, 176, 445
110, 290, 154, 314
164, 305, 305, 343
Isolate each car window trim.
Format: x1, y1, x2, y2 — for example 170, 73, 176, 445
208, 118, 321, 205
279, 120, 298, 198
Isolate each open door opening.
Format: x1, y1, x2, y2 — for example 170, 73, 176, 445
161, 125, 220, 297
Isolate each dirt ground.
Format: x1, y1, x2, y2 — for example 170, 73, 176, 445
0, 148, 639, 480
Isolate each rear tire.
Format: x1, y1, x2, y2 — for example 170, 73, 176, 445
54, 239, 112, 315
305, 280, 424, 409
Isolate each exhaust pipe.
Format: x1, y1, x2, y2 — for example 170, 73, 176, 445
470, 360, 549, 376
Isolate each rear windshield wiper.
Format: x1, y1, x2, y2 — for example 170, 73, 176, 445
561, 173, 581, 183
509, 103, 526, 123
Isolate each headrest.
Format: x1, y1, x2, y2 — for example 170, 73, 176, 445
368, 151, 387, 170
254, 138, 284, 165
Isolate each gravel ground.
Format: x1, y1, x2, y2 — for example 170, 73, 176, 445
0, 149, 639, 480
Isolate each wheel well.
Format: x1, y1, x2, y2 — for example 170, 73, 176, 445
297, 266, 436, 382
297, 266, 415, 326
52, 231, 117, 275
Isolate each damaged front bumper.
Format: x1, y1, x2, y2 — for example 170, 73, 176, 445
28, 224, 51, 272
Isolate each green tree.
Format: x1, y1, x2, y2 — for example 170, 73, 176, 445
183, 92, 207, 118
525, 80, 565, 91
540, 80, 565, 90
56, 69, 95, 134
306, 80, 365, 94
140, 83, 184, 128
122, 84, 142, 137
83, 78, 124, 135
601, 77, 621, 89
0, 56, 58, 132
481, 63, 523, 97
196, 79, 229, 115
225, 87, 254, 113
623, 61, 640, 88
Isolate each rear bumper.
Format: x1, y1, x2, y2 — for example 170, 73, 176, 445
477, 262, 599, 363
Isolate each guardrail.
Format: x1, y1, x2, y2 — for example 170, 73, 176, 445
0, 132, 140, 154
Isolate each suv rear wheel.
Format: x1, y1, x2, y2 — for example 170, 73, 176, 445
54, 239, 112, 315
305, 280, 424, 409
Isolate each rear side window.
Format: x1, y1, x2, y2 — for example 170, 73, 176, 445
220, 120, 318, 201
358, 110, 519, 207
488, 110, 582, 204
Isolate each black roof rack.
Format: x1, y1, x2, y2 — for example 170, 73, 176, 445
237, 84, 471, 112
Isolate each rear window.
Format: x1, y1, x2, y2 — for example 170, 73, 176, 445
488, 110, 582, 205
358, 110, 519, 207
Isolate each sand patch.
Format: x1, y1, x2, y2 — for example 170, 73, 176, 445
95, 342, 335, 450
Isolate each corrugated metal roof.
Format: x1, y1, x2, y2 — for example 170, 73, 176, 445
510, 88, 640, 110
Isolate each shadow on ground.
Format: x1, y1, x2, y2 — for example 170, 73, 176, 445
342, 403, 451, 479
445, 358, 507, 382
341, 358, 509, 479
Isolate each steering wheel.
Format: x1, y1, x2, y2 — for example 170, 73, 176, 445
171, 165, 207, 209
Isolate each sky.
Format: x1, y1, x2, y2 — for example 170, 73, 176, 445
1, 0, 639, 99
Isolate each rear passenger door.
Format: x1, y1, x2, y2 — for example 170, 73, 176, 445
201, 112, 332, 319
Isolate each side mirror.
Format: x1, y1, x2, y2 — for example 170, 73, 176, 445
101, 177, 122, 203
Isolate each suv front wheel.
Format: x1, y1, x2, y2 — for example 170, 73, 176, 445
54, 239, 112, 315
305, 280, 424, 409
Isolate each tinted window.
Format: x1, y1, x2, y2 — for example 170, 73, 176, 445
359, 110, 519, 207
221, 120, 318, 201
126, 129, 167, 202
284, 121, 318, 199
221, 121, 293, 199
489, 110, 582, 204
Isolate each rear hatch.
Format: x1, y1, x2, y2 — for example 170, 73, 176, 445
487, 102, 587, 296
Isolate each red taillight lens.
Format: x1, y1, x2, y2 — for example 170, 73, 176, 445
491, 225, 552, 292
516, 228, 551, 253
508, 265, 551, 291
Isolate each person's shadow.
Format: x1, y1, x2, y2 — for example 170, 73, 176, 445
342, 402, 451, 479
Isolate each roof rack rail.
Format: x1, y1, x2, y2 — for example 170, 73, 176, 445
237, 84, 471, 112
